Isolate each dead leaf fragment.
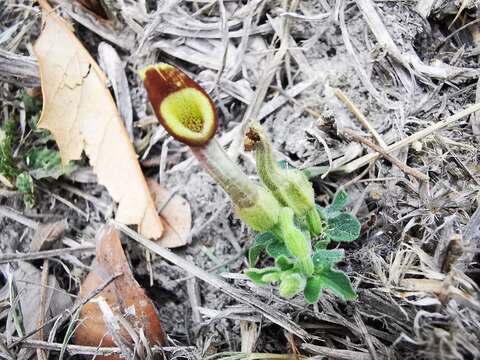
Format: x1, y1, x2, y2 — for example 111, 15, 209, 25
33, 1, 163, 239
30, 220, 67, 252
0, 262, 72, 336
75, 227, 165, 359
147, 179, 192, 248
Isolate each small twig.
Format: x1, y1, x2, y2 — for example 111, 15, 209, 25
339, 128, 429, 181
303, 343, 372, 360
338, 102, 480, 173
36, 259, 49, 360
2, 336, 193, 357
0, 246, 95, 264
8, 273, 121, 349
335, 88, 387, 148
0, 206, 38, 229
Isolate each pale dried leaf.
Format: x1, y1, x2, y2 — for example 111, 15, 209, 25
147, 179, 191, 248
33, 2, 163, 239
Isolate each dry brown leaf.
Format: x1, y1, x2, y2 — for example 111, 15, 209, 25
75, 227, 165, 359
33, 1, 163, 240
30, 220, 67, 252
147, 179, 191, 248
77, 0, 109, 20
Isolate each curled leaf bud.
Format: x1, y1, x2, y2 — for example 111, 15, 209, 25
279, 271, 306, 298
278, 207, 314, 276
245, 123, 315, 217
306, 207, 322, 236
140, 63, 217, 146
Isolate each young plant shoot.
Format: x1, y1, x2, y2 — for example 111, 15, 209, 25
141, 63, 360, 303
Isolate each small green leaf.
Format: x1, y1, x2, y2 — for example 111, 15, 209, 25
248, 232, 276, 266
326, 213, 361, 242
255, 231, 276, 245
245, 267, 280, 285
315, 205, 328, 220
328, 189, 349, 213
16, 172, 35, 208
319, 268, 357, 301
266, 239, 290, 258
0, 120, 18, 181
275, 255, 294, 271
304, 276, 322, 304
248, 245, 264, 267
312, 249, 344, 271
313, 239, 330, 250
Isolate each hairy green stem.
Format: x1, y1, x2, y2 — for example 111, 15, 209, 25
191, 138, 257, 208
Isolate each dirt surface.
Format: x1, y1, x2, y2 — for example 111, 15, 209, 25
2, 0, 480, 359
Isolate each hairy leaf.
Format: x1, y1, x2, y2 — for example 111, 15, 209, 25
328, 189, 349, 214
279, 272, 306, 298
0, 120, 17, 181
248, 231, 276, 266
245, 267, 280, 285
304, 275, 322, 304
326, 213, 361, 242
266, 239, 290, 258
312, 249, 345, 271
275, 255, 294, 271
319, 268, 357, 301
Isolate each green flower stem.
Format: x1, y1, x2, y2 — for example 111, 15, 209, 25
191, 138, 280, 231
246, 123, 315, 217
191, 138, 257, 208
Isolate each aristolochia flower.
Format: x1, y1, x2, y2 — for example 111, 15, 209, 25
140, 64, 280, 232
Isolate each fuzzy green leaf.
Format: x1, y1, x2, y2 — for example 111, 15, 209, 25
248, 232, 276, 266
266, 239, 290, 258
328, 189, 349, 213
315, 205, 328, 220
245, 267, 280, 285
319, 268, 357, 301
326, 213, 361, 242
275, 255, 294, 271
312, 249, 344, 271
304, 275, 322, 304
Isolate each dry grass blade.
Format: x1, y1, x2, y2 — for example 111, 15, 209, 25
338, 102, 480, 173
112, 221, 310, 340
340, 128, 429, 181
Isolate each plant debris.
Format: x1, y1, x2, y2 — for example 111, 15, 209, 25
1, 0, 480, 359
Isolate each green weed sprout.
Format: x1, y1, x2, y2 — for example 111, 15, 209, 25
0, 94, 75, 208
141, 63, 360, 303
